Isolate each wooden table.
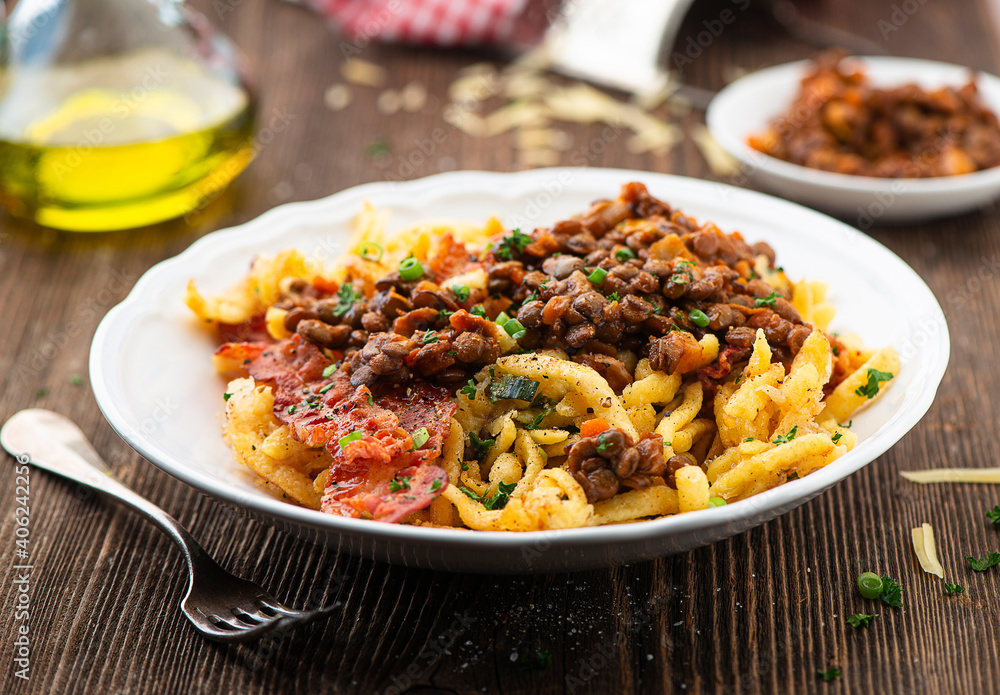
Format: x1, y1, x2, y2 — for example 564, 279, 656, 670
3, 0, 1000, 692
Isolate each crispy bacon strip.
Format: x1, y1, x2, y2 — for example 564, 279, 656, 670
245, 334, 456, 522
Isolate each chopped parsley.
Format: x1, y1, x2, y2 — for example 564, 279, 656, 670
452, 285, 470, 302
495, 229, 532, 260
817, 667, 841, 682
223, 392, 233, 401
846, 613, 878, 628
854, 368, 894, 399
944, 582, 964, 596
966, 551, 1000, 572
389, 476, 412, 492
471, 305, 487, 318
772, 426, 798, 445
332, 283, 362, 316
469, 432, 495, 460
460, 379, 478, 400
412, 428, 429, 449
524, 399, 556, 430
985, 505, 1000, 530
607, 292, 621, 302
287, 405, 298, 414
366, 138, 392, 159
439, 309, 454, 321
514, 650, 553, 671
430, 478, 444, 492
422, 329, 438, 344
68, 374, 83, 386
831, 432, 843, 444
483, 481, 517, 510
754, 291, 778, 307
596, 432, 612, 453
879, 575, 903, 607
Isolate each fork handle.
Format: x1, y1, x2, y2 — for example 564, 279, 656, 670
1, 410, 206, 569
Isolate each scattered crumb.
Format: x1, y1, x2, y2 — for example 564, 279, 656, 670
340, 59, 388, 87
324, 84, 351, 111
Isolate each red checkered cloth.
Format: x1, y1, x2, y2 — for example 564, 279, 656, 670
298, 0, 537, 46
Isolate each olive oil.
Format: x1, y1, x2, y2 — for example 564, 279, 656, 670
0, 49, 256, 231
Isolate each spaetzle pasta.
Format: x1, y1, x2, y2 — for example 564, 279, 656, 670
189, 182, 897, 530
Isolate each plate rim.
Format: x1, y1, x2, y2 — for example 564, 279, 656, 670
706, 55, 1000, 193
89, 167, 951, 552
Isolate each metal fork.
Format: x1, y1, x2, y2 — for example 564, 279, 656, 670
0, 409, 338, 642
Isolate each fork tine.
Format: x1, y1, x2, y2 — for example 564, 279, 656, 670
185, 609, 295, 643
255, 596, 317, 618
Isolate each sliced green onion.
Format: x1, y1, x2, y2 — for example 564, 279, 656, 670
322, 363, 338, 378
339, 431, 363, 449
857, 572, 883, 599
318, 383, 334, 394
708, 497, 727, 507
451, 285, 470, 302
358, 242, 384, 262
588, 268, 608, 284
689, 309, 710, 327
615, 248, 637, 262
503, 318, 527, 340
495, 310, 510, 326
412, 428, 429, 448
399, 257, 424, 281
489, 375, 540, 403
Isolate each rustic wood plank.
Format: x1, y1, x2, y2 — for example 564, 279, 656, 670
3, 0, 1000, 693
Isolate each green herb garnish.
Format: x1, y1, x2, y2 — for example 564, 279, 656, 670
460, 379, 478, 400
985, 505, 1000, 530
817, 667, 841, 682
754, 291, 778, 307
879, 575, 903, 607
358, 242, 384, 262
495, 229, 532, 260
587, 267, 608, 285
489, 375, 539, 403
854, 368, 894, 399
614, 248, 636, 263
389, 476, 412, 492
967, 551, 1000, 571
469, 432, 495, 460
846, 613, 878, 628
412, 428, 429, 449
772, 426, 798, 445
332, 283, 363, 316
338, 431, 363, 449
689, 309, 710, 327
944, 582, 964, 596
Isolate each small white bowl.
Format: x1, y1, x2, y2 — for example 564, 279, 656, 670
707, 56, 1000, 225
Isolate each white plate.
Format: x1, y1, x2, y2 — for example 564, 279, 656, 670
90, 168, 950, 573
707, 57, 1000, 224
